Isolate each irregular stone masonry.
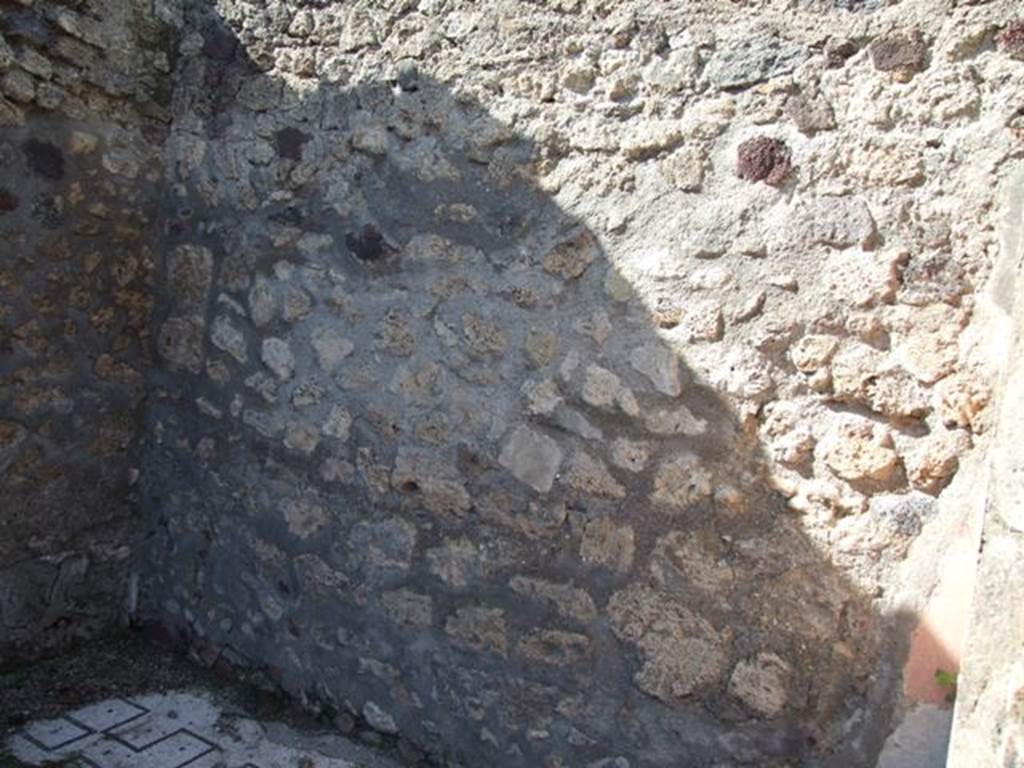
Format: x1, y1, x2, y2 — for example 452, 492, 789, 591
0, 0, 173, 661
3, 0, 1024, 766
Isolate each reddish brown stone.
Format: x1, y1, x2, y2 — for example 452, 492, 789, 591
346, 223, 385, 261
825, 38, 859, 69
0, 188, 17, 213
869, 30, 928, 74
736, 136, 792, 186
999, 21, 1024, 61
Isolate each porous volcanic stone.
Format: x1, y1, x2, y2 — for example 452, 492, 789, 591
737, 136, 791, 185
999, 21, 1024, 61
869, 30, 928, 75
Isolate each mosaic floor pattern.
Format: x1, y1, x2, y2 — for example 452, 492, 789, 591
5, 690, 397, 768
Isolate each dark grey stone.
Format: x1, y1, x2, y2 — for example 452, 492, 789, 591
703, 34, 808, 90
22, 139, 65, 180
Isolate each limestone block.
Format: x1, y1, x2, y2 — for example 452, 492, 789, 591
728, 653, 792, 718
499, 426, 564, 494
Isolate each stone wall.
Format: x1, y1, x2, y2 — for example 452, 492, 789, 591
946, 168, 1024, 766
3, 0, 1024, 765
137, 1, 1024, 767
0, 0, 176, 661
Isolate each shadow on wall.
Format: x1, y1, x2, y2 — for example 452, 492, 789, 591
0, 108, 165, 659
142, 3, 919, 766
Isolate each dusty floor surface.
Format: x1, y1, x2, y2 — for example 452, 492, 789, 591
0, 630, 407, 768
